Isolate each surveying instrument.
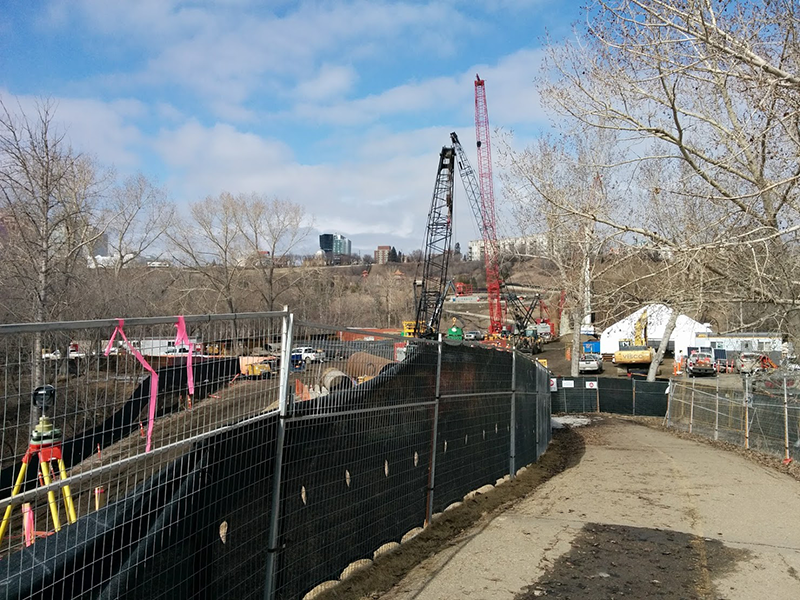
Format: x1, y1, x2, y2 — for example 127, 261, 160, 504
0, 385, 77, 546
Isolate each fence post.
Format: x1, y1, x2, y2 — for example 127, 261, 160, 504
425, 335, 443, 526
664, 379, 672, 427
510, 351, 517, 479
784, 377, 790, 462
632, 378, 636, 416
745, 374, 751, 450
714, 376, 719, 441
689, 377, 695, 434
263, 308, 294, 600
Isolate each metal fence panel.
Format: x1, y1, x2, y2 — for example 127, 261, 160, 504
632, 380, 669, 416
431, 344, 512, 512
553, 377, 599, 413
598, 378, 632, 415
0, 315, 553, 600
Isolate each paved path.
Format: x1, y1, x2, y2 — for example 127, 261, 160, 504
380, 418, 800, 599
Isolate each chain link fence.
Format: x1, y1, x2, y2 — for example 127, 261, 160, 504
666, 376, 800, 461
0, 312, 551, 599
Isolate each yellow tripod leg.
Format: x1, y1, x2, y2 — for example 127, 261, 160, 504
0, 461, 29, 545
57, 459, 77, 524
40, 461, 62, 532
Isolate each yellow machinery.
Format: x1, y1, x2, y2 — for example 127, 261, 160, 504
613, 310, 655, 366
244, 357, 277, 379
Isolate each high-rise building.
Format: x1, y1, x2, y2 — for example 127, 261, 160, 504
319, 234, 334, 253
332, 234, 351, 256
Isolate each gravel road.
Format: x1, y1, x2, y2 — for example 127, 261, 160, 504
373, 417, 800, 599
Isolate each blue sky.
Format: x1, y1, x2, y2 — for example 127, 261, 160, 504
0, 0, 585, 255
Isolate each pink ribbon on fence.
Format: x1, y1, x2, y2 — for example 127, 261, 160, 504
104, 319, 159, 452
174, 315, 194, 397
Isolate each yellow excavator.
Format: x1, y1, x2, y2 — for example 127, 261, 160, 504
613, 309, 655, 369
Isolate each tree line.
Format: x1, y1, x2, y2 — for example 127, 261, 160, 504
499, 0, 800, 378
0, 100, 427, 340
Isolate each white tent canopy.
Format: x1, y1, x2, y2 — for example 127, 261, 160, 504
599, 304, 711, 356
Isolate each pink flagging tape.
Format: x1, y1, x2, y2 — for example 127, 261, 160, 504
22, 503, 34, 547
174, 316, 195, 396
104, 319, 159, 452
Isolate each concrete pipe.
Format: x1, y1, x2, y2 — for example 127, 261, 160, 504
345, 352, 396, 380
320, 367, 354, 392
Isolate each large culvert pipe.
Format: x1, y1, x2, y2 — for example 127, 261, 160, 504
320, 367, 354, 391
345, 352, 396, 380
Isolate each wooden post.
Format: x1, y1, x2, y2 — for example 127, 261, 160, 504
784, 377, 791, 462
744, 375, 751, 450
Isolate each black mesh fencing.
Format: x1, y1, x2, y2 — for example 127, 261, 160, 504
0, 315, 552, 600
552, 377, 668, 417
633, 380, 669, 416
552, 377, 599, 413
598, 378, 632, 415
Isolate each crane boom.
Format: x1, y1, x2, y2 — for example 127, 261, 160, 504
413, 145, 456, 338
449, 74, 507, 336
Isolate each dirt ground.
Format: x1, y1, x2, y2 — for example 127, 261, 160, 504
315, 417, 800, 600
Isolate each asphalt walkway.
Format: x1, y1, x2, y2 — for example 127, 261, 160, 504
379, 418, 800, 599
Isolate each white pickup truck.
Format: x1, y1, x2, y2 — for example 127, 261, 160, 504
291, 346, 326, 363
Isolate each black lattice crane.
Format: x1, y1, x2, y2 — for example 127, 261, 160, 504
413, 146, 456, 338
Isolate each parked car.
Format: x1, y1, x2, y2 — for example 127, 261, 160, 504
735, 352, 769, 374
291, 346, 326, 363
578, 353, 604, 373
687, 351, 716, 376
464, 331, 483, 341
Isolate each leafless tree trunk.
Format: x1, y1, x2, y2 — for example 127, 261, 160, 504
0, 100, 102, 391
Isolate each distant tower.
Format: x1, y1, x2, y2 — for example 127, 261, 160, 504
333, 234, 351, 256
319, 234, 334, 253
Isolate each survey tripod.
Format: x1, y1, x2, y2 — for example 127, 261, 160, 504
0, 387, 77, 546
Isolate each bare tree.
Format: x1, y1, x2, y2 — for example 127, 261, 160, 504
101, 173, 175, 276
501, 130, 634, 376
535, 0, 800, 331
235, 193, 311, 310
169, 192, 247, 313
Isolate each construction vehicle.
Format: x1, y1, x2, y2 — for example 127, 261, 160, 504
449, 74, 505, 338
505, 289, 543, 354
412, 145, 456, 338
613, 309, 655, 368
244, 357, 278, 379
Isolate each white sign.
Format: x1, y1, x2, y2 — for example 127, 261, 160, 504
549, 378, 558, 392
585, 381, 598, 389
562, 380, 575, 388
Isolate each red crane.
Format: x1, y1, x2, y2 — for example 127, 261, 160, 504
473, 74, 505, 336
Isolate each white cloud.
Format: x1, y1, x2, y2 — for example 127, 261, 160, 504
42, 1, 474, 118
288, 48, 549, 129
294, 64, 357, 102
0, 90, 146, 167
